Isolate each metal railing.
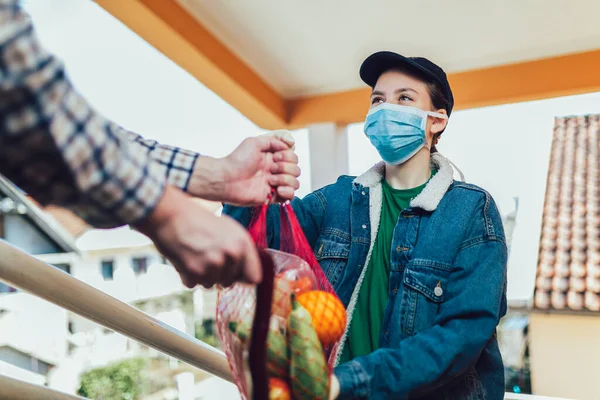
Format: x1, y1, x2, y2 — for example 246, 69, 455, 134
0, 240, 575, 400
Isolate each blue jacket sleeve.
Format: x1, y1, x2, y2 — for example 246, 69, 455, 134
222, 190, 327, 250
334, 195, 508, 399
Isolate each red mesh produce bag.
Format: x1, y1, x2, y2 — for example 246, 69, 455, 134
216, 202, 346, 400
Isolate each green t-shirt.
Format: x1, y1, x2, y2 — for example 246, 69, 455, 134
338, 175, 432, 363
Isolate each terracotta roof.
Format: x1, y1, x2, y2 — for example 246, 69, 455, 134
535, 115, 600, 312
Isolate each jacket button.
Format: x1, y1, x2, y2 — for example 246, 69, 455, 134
361, 191, 366, 195
362, 224, 367, 229
434, 286, 443, 297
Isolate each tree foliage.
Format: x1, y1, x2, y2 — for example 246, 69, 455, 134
78, 358, 147, 400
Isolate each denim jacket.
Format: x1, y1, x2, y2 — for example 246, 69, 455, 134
223, 153, 508, 400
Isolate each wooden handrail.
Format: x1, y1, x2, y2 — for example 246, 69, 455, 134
0, 374, 88, 400
0, 240, 233, 382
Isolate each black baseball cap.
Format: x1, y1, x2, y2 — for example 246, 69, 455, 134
360, 51, 454, 116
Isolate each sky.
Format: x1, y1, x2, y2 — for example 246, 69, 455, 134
24, 0, 600, 302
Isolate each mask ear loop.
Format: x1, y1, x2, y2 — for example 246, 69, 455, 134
447, 158, 465, 182
427, 111, 448, 120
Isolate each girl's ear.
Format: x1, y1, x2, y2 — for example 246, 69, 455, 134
430, 110, 448, 136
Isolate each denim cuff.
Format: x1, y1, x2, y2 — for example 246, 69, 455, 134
334, 360, 370, 399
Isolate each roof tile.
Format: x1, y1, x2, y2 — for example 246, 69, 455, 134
535, 115, 600, 312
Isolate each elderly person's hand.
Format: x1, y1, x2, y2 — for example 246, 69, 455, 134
135, 186, 262, 288
188, 130, 300, 205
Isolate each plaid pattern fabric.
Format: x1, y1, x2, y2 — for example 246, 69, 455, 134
0, 1, 199, 228
125, 129, 199, 192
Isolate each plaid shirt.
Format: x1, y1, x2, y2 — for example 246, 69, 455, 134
0, 1, 199, 228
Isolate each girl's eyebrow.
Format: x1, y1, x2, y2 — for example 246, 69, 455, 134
394, 88, 418, 94
371, 88, 418, 97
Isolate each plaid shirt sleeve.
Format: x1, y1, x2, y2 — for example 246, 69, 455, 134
123, 129, 199, 192
0, 1, 199, 228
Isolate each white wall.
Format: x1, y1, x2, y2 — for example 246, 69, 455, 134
0, 293, 68, 365
307, 123, 348, 190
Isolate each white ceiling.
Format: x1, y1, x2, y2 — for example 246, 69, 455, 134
178, 0, 600, 98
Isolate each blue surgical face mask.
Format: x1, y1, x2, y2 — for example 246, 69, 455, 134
364, 103, 448, 165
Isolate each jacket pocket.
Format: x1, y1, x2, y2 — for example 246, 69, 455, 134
401, 262, 451, 336
315, 238, 350, 287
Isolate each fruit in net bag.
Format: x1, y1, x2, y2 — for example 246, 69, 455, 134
218, 203, 345, 400
296, 290, 347, 347
288, 293, 330, 400
272, 272, 317, 318
216, 249, 319, 399
292, 276, 314, 295
228, 317, 290, 380
272, 274, 293, 318
269, 378, 292, 400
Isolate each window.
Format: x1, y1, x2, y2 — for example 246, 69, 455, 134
131, 257, 148, 275
0, 346, 52, 375
100, 260, 114, 280
54, 263, 71, 274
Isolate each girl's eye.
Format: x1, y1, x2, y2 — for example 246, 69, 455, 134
399, 94, 413, 102
371, 97, 384, 105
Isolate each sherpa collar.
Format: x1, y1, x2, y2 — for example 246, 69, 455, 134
353, 153, 457, 212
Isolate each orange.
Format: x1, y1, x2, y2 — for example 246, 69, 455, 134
296, 290, 347, 347
269, 377, 292, 400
